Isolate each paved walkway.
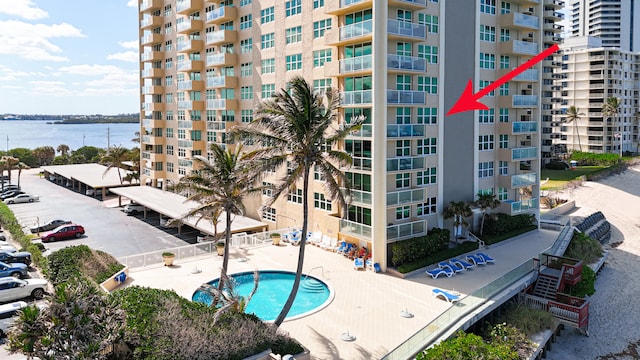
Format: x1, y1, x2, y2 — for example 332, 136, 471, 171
126, 229, 559, 360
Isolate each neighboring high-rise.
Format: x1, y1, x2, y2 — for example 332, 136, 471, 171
138, 0, 559, 270
568, 0, 640, 51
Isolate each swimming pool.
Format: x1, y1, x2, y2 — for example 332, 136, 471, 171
192, 270, 334, 321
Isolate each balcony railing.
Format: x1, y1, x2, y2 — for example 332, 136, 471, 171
339, 19, 373, 42
513, 95, 539, 107
387, 188, 425, 207
340, 55, 372, 73
512, 146, 537, 161
387, 19, 426, 39
206, 6, 237, 24
349, 156, 373, 171
507, 198, 539, 214
500, 39, 539, 55
387, 90, 426, 105
387, 219, 426, 240
387, 156, 425, 171
340, 219, 372, 239
511, 172, 537, 188
502, 12, 539, 29
341, 90, 372, 105
387, 54, 426, 72
206, 52, 237, 67
206, 75, 237, 88
512, 121, 538, 133
343, 189, 372, 205
513, 68, 539, 81
387, 124, 425, 138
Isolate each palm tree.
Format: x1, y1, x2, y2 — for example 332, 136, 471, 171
0, 158, 7, 191
15, 162, 29, 189
100, 146, 129, 184
132, 131, 141, 144
2, 156, 19, 185
56, 144, 70, 156
602, 97, 621, 155
443, 201, 473, 240
474, 192, 501, 236
232, 76, 364, 327
566, 106, 584, 152
172, 143, 253, 295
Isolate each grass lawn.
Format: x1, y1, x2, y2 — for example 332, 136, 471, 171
540, 166, 606, 190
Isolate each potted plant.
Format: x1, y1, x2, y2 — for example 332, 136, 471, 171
162, 252, 175, 266
270, 232, 281, 246
216, 241, 225, 256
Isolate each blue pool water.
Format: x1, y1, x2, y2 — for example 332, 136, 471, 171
192, 270, 332, 321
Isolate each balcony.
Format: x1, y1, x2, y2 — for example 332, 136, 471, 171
141, 68, 164, 78
338, 55, 373, 75
141, 85, 162, 95
207, 99, 238, 110
510, 172, 537, 188
387, 219, 426, 241
543, 22, 563, 33
140, 0, 162, 12
342, 189, 372, 205
144, 152, 166, 163
499, 68, 539, 82
544, 10, 564, 21
543, 34, 562, 43
341, 90, 372, 105
387, 156, 425, 172
141, 33, 163, 46
339, 219, 372, 240
206, 75, 237, 88
511, 146, 538, 161
387, 19, 426, 40
388, 0, 427, 10
206, 52, 237, 67
387, 188, 425, 207
326, 0, 372, 15
325, 19, 372, 46
387, 90, 426, 105
499, 95, 539, 108
142, 119, 164, 129
176, 39, 204, 53
206, 6, 237, 24
176, 0, 203, 15
547, 0, 564, 8
500, 12, 539, 30
500, 198, 539, 215
206, 30, 237, 46
177, 80, 205, 91
144, 136, 164, 146
141, 51, 163, 62
177, 19, 203, 34
176, 59, 204, 72
499, 40, 539, 56
142, 102, 165, 112
346, 157, 372, 171
387, 124, 425, 138
512, 121, 538, 134
141, 15, 162, 30
508, 0, 539, 4
177, 100, 205, 111
387, 54, 426, 72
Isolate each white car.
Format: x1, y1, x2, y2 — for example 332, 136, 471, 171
0, 277, 48, 303
0, 245, 16, 253
0, 301, 27, 338
3, 193, 39, 204
123, 203, 145, 215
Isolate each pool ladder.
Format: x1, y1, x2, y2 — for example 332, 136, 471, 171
302, 266, 326, 293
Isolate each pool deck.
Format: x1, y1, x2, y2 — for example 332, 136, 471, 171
125, 229, 558, 360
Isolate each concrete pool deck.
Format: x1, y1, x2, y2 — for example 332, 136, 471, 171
125, 229, 559, 360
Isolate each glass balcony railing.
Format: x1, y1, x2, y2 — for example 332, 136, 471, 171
387, 124, 425, 137
207, 76, 233, 87
339, 19, 373, 42
340, 0, 366, 6
510, 198, 539, 214
387, 19, 426, 39
513, 95, 538, 107
206, 6, 235, 23
343, 189, 372, 205
387, 54, 426, 72
350, 156, 373, 171
512, 147, 537, 161
340, 219, 372, 239
387, 188, 425, 207
340, 55, 372, 73
513, 40, 538, 55
387, 219, 426, 240
341, 90, 372, 105
387, 90, 426, 105
512, 121, 538, 133
178, 120, 192, 129
341, 123, 373, 138
514, 68, 539, 81
512, 12, 539, 29
387, 156, 425, 171
511, 172, 537, 188
178, 140, 193, 148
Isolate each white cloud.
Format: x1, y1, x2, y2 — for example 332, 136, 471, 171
119, 40, 139, 49
57, 64, 128, 76
28, 80, 74, 96
0, 20, 85, 61
107, 51, 139, 62
126, 0, 138, 8
0, 0, 48, 20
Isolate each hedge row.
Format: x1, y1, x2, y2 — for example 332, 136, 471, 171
482, 213, 536, 239
391, 228, 450, 267
0, 202, 48, 272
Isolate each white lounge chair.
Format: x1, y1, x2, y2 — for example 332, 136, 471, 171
477, 252, 495, 264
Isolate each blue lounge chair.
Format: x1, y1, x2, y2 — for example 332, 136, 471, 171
439, 261, 464, 273
432, 288, 460, 303
450, 258, 474, 270
477, 252, 496, 264
335, 241, 347, 254
354, 257, 364, 270
466, 254, 486, 266
425, 267, 453, 279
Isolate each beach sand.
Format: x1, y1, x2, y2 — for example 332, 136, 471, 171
545, 166, 640, 360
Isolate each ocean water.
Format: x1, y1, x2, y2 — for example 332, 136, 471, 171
0, 120, 140, 152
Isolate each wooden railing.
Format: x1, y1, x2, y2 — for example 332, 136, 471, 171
538, 253, 583, 286
524, 293, 589, 331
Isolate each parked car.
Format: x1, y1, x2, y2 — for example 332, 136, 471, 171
0, 233, 5, 242
0, 251, 31, 266
0, 301, 27, 338
0, 245, 16, 253
0, 277, 48, 302
0, 262, 28, 279
197, 233, 215, 242
40, 224, 85, 243
123, 203, 145, 215
0, 190, 24, 200
4, 194, 39, 204
30, 219, 72, 234
0, 185, 20, 193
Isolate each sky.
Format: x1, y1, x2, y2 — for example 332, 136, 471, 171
0, 0, 140, 115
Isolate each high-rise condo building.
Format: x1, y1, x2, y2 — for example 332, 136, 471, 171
138, 0, 560, 270
568, 0, 640, 51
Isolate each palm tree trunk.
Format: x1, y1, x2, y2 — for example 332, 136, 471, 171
219, 209, 232, 293
574, 121, 582, 151
274, 165, 311, 327
480, 212, 485, 236
17, 169, 22, 189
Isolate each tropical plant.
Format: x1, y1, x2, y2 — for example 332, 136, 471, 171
100, 145, 129, 184
0, 157, 7, 191
197, 270, 259, 321
566, 105, 584, 152
2, 156, 19, 185
443, 200, 473, 240
31, 146, 54, 166
56, 144, 70, 156
15, 161, 29, 189
475, 192, 501, 236
232, 75, 364, 327
602, 97, 621, 155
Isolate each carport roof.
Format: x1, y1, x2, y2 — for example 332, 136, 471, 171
41, 164, 131, 189
109, 186, 267, 235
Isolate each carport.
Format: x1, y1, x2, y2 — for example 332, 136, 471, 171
109, 186, 268, 236
41, 164, 135, 199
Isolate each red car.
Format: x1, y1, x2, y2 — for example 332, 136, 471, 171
40, 224, 85, 243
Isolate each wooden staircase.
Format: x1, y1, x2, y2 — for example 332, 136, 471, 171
532, 273, 559, 300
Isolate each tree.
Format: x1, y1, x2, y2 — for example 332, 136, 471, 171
443, 201, 473, 240
72, 146, 103, 163
2, 156, 19, 185
172, 143, 254, 295
233, 76, 364, 327
132, 131, 141, 144
15, 162, 29, 189
56, 144, 70, 156
0, 158, 7, 191
474, 192, 501, 236
602, 97, 621, 155
566, 106, 584, 152
31, 146, 54, 166
100, 145, 129, 184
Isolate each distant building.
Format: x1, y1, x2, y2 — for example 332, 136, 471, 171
568, 0, 640, 51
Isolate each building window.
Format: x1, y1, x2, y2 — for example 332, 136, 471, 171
313, 49, 332, 67
395, 173, 410, 189
240, 62, 252, 77
314, 0, 324, 8
262, 182, 274, 197
166, 162, 174, 173
499, 160, 508, 175
262, 207, 276, 222
396, 107, 411, 124
499, 83, 509, 96
313, 78, 332, 93
480, 25, 496, 42
418, 14, 439, 33
397, 75, 411, 90
396, 140, 411, 156
261, 7, 274, 24
478, 161, 494, 178
478, 109, 495, 123
500, 28, 510, 42
240, 38, 252, 53
240, 15, 252, 30
178, 148, 186, 157
241, 86, 253, 100
478, 188, 493, 196
417, 197, 437, 216
285, 0, 302, 16
166, 145, 174, 155
313, 18, 332, 38
417, 138, 437, 155
479, 135, 494, 151
261, 33, 275, 49
500, 1, 511, 14
314, 193, 332, 211
286, 26, 302, 44
241, 109, 253, 123
418, 76, 438, 94
499, 134, 509, 149
178, 129, 186, 139
166, 128, 174, 138
498, 187, 508, 200
479, 80, 494, 96
314, 165, 326, 181
500, 55, 510, 69
396, 41, 411, 57
286, 54, 302, 71
240, 0, 252, 5
417, 107, 437, 124
417, 45, 438, 64
417, 167, 436, 185
261, 58, 275, 74
261, 83, 275, 98
480, 53, 495, 69
480, 0, 496, 14
499, 108, 509, 122
396, 206, 411, 220
288, 188, 303, 204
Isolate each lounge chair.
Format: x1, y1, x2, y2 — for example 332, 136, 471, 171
439, 261, 464, 273
432, 288, 460, 303
450, 258, 475, 270
425, 267, 453, 279
325, 237, 338, 251
309, 232, 322, 246
466, 254, 486, 266
318, 235, 331, 249
477, 252, 496, 264
335, 241, 347, 254
354, 257, 365, 270
365, 256, 373, 270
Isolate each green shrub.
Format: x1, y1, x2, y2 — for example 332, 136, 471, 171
490, 303, 555, 337
565, 231, 603, 264
391, 228, 450, 267
481, 225, 538, 246
545, 161, 568, 170
397, 241, 478, 274
482, 213, 536, 238
0, 203, 48, 271
570, 151, 620, 166
565, 265, 596, 298
46, 245, 124, 286
417, 330, 517, 360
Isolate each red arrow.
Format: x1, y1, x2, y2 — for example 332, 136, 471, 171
446, 43, 560, 116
